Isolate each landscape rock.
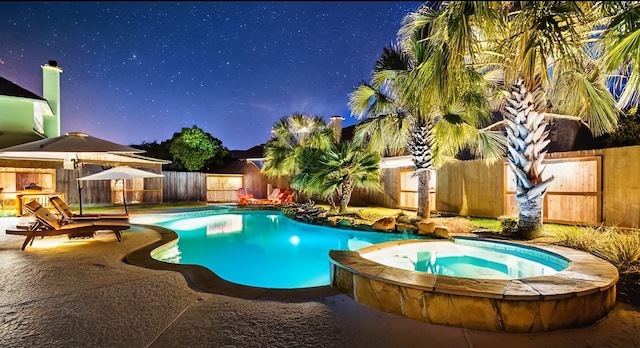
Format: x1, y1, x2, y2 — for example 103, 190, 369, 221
372, 217, 396, 231
395, 223, 417, 234
396, 214, 413, 224
337, 219, 352, 227
417, 221, 436, 235
434, 226, 449, 239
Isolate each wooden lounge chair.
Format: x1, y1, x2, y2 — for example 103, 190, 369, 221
5, 200, 130, 250
50, 196, 129, 222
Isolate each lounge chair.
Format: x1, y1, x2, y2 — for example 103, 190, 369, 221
50, 196, 129, 222
237, 188, 258, 205
267, 188, 281, 204
270, 188, 294, 205
5, 200, 130, 250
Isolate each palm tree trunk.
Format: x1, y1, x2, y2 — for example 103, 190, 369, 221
516, 194, 543, 238
408, 117, 434, 219
504, 78, 555, 239
339, 178, 354, 214
417, 170, 430, 219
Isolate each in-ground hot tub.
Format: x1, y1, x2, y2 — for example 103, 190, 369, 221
329, 237, 618, 332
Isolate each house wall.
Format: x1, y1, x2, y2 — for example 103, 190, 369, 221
0, 96, 49, 148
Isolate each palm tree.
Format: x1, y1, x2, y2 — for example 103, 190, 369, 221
474, 1, 620, 238
292, 140, 382, 214
349, 3, 505, 219
599, 1, 640, 110
261, 112, 334, 178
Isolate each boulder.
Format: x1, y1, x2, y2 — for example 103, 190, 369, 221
337, 219, 352, 227
354, 223, 374, 231
372, 217, 396, 231
396, 214, 412, 224
418, 221, 436, 235
434, 226, 449, 239
396, 223, 417, 234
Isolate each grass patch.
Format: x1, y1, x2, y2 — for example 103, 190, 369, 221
469, 218, 502, 231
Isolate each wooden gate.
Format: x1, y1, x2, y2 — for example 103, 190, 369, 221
505, 156, 601, 225
205, 174, 243, 202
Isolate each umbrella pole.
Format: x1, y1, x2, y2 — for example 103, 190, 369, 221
75, 160, 83, 215
122, 179, 128, 214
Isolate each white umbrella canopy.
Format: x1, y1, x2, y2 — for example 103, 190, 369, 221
78, 166, 164, 213
77, 166, 164, 181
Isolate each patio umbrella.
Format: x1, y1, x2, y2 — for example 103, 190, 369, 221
0, 132, 145, 214
78, 166, 164, 214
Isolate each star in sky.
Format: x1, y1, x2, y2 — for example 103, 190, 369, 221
0, 1, 424, 150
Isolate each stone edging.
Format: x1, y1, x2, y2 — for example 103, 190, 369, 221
329, 238, 619, 332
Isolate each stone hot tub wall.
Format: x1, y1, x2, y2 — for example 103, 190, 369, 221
329, 239, 618, 333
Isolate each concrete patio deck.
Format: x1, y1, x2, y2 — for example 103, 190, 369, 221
1, 218, 639, 348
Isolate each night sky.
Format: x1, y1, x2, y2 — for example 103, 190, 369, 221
0, 1, 424, 151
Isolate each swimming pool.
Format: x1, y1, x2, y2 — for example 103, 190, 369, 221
134, 210, 421, 289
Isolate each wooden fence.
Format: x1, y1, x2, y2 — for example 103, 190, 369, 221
162, 171, 205, 203
436, 145, 640, 228
56, 164, 164, 206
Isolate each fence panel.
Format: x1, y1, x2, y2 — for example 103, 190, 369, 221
205, 174, 243, 202
162, 171, 206, 202
603, 146, 640, 228
505, 156, 601, 225
437, 160, 505, 218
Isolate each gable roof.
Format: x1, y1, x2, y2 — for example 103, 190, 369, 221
0, 77, 45, 101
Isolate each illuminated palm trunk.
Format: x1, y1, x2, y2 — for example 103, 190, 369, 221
339, 177, 354, 214
504, 78, 555, 238
408, 117, 434, 219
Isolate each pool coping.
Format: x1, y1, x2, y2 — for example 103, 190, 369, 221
330, 238, 619, 300
124, 223, 340, 301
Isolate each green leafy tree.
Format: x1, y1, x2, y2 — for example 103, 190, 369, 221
168, 125, 224, 171
292, 140, 382, 213
596, 107, 640, 148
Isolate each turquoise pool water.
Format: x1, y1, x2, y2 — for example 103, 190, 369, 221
361, 237, 570, 280
134, 210, 420, 289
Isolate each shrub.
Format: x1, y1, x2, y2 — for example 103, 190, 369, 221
553, 225, 609, 253
498, 216, 518, 234
594, 230, 640, 274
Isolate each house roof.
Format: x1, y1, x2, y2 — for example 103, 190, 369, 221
230, 144, 265, 160
214, 159, 258, 174
0, 77, 45, 101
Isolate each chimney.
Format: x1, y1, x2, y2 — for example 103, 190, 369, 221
330, 115, 345, 143
42, 60, 63, 137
